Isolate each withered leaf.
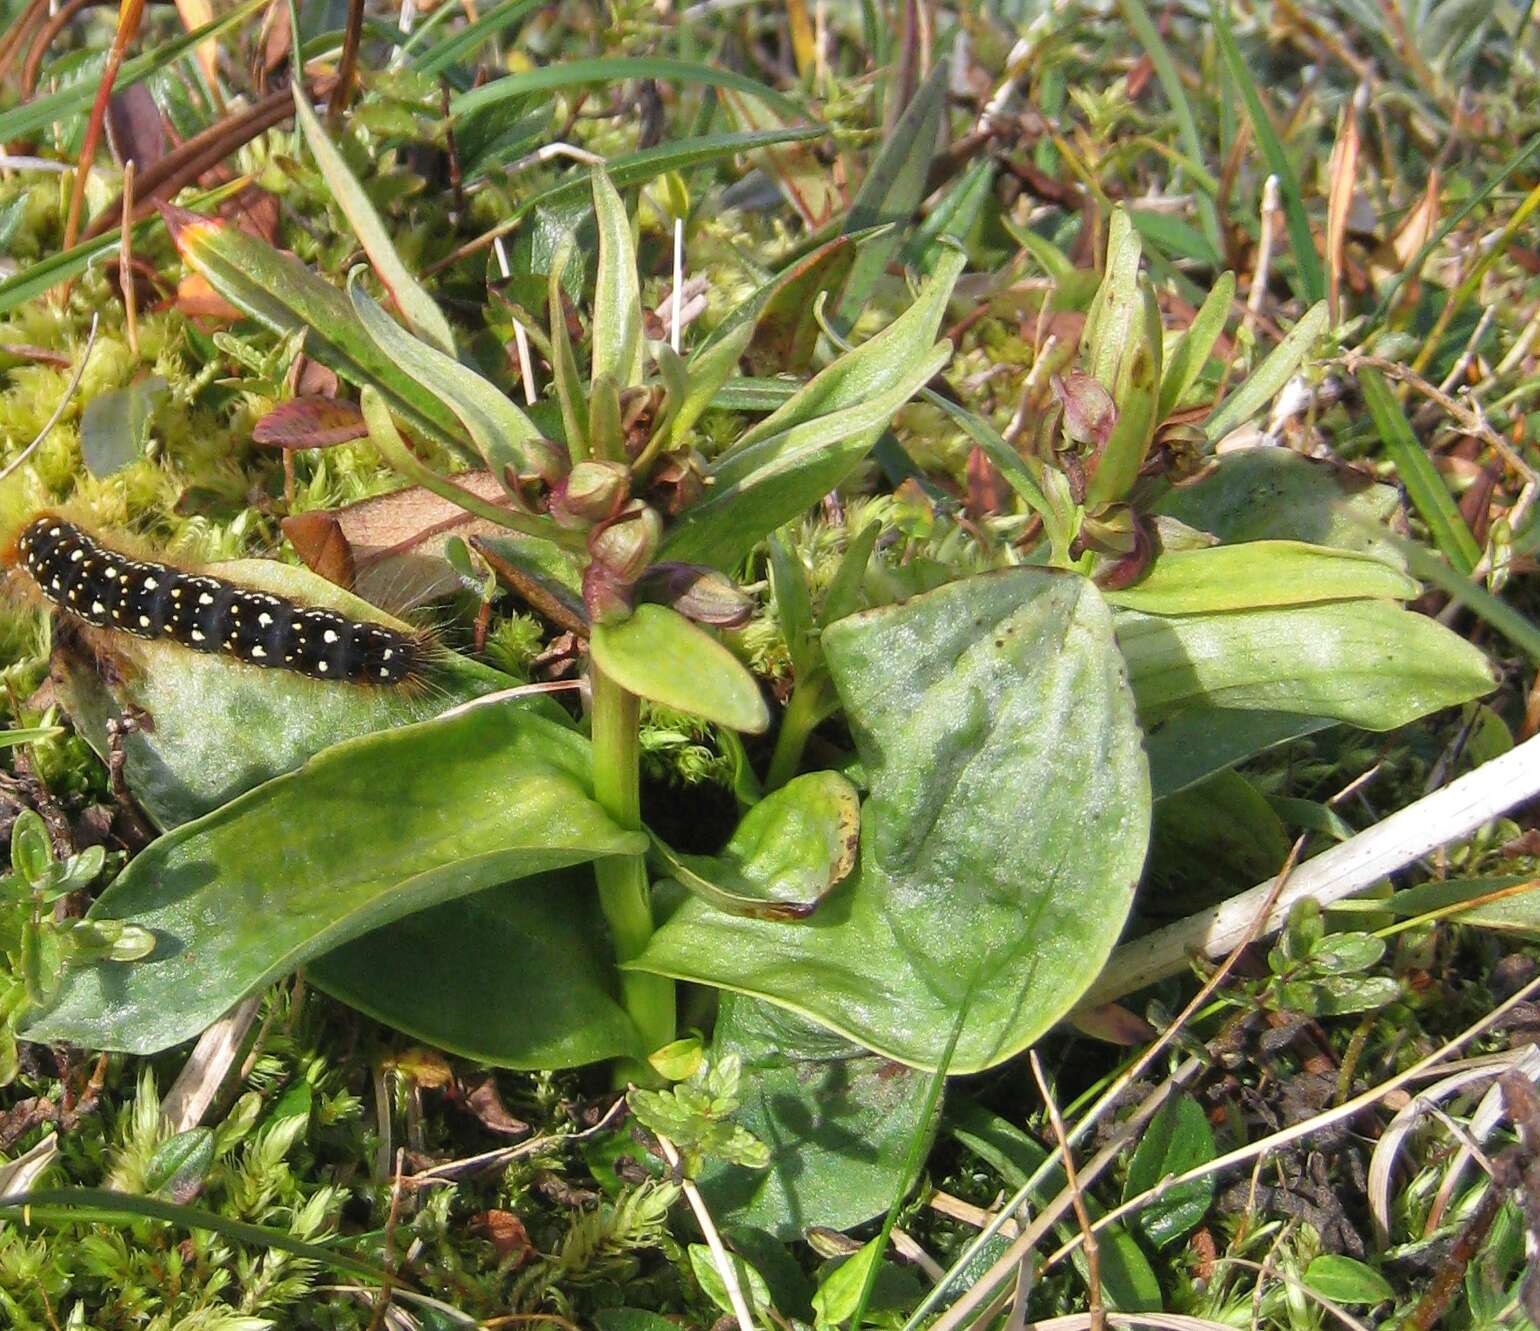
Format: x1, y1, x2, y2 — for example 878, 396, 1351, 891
253, 397, 367, 449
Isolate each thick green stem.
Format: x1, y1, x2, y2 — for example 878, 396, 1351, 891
764, 674, 831, 792
590, 662, 675, 1077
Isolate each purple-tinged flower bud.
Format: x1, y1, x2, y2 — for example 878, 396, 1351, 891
549, 460, 632, 529
587, 501, 662, 583
636, 562, 754, 628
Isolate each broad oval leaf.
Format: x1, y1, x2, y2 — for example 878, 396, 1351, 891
590, 604, 769, 734
22, 705, 646, 1054
1155, 447, 1403, 562
52, 557, 522, 829
310, 870, 644, 1069
653, 772, 860, 919
1118, 599, 1495, 729
1106, 540, 1419, 614
80, 377, 166, 478
633, 568, 1151, 1072
698, 995, 934, 1241
1303, 1255, 1396, 1305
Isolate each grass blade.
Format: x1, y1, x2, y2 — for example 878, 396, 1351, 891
293, 85, 456, 355
1116, 0, 1222, 256
413, 0, 542, 76
1358, 367, 1481, 575
449, 56, 806, 123
1211, 7, 1327, 304
0, 1188, 391, 1284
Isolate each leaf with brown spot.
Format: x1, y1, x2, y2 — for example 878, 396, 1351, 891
743, 237, 858, 375
253, 397, 367, 449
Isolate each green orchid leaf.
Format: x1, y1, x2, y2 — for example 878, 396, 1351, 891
1158, 271, 1235, 421
1106, 540, 1419, 613
349, 276, 543, 494
652, 772, 860, 920
1204, 301, 1329, 442
1119, 599, 1495, 728
293, 88, 456, 356
835, 60, 950, 326
22, 706, 645, 1055
310, 870, 645, 1069
1155, 447, 1402, 558
633, 568, 1150, 1072
590, 605, 768, 734
52, 556, 522, 830
590, 170, 644, 391
161, 207, 468, 454
1145, 709, 1334, 799
697, 995, 934, 1240
661, 247, 962, 571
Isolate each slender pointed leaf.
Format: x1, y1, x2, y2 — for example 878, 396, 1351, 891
294, 88, 455, 355
1203, 300, 1328, 441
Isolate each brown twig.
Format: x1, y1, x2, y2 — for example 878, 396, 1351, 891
20, 0, 99, 98
61, 0, 148, 262
330, 0, 366, 123
0, 0, 54, 85
1030, 1051, 1102, 1331
84, 85, 295, 239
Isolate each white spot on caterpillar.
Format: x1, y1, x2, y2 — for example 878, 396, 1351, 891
47, 526, 60, 536
91, 601, 105, 615
139, 615, 150, 627
317, 661, 329, 673
382, 648, 394, 660
198, 593, 214, 606
191, 629, 205, 642
104, 566, 117, 579
379, 669, 390, 678
70, 549, 82, 562
144, 577, 158, 590
323, 629, 338, 644
257, 613, 272, 627
50, 578, 60, 591
252, 645, 266, 658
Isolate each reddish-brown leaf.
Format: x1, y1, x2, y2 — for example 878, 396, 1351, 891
280, 511, 356, 589
105, 83, 167, 172
253, 397, 367, 449
472, 1210, 532, 1264
461, 1077, 531, 1138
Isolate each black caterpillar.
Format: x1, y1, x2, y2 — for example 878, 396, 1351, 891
14, 516, 425, 686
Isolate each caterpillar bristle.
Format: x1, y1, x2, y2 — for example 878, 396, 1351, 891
10, 513, 433, 691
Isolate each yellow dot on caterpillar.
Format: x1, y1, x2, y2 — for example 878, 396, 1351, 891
252, 645, 266, 658
198, 593, 214, 606
258, 613, 272, 627
139, 616, 150, 627
317, 661, 329, 673
382, 648, 393, 660
323, 629, 339, 644
171, 588, 182, 598
191, 630, 205, 642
